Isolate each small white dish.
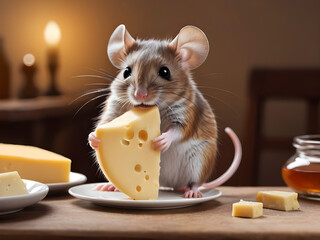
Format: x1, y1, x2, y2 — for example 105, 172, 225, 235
0, 180, 49, 215
47, 172, 87, 193
69, 183, 221, 209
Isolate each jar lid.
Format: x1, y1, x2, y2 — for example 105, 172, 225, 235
293, 134, 320, 150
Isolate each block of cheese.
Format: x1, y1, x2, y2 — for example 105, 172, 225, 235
0, 144, 71, 183
0, 171, 28, 197
232, 200, 263, 218
96, 106, 161, 200
257, 191, 300, 211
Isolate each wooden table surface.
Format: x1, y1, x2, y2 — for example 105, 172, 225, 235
1, 186, 319, 240
0, 95, 86, 121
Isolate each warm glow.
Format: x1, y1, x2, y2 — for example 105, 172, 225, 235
44, 21, 61, 45
23, 53, 35, 66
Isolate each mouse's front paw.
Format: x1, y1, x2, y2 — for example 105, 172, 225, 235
88, 132, 101, 149
152, 132, 173, 152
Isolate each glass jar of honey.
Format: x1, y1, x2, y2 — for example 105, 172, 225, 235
282, 135, 320, 200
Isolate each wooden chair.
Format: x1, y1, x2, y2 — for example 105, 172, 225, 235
238, 69, 320, 185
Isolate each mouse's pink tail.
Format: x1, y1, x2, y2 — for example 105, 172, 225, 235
200, 127, 242, 189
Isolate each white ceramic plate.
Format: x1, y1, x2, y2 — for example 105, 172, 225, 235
0, 180, 49, 215
69, 183, 221, 209
47, 172, 87, 193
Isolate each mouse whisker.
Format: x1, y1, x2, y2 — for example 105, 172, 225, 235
123, 99, 133, 112
159, 101, 175, 115
72, 75, 114, 82
194, 72, 224, 79
117, 97, 132, 113
160, 85, 239, 111
159, 90, 216, 126
200, 92, 239, 116
85, 83, 110, 86
159, 86, 238, 115
95, 68, 127, 84
69, 88, 110, 106
73, 68, 124, 83
168, 91, 231, 128
87, 67, 117, 79
197, 86, 240, 99
155, 79, 179, 88
160, 90, 206, 114
73, 93, 110, 118
158, 101, 179, 123
97, 68, 117, 78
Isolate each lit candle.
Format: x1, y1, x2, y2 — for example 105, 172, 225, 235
44, 21, 61, 45
44, 21, 61, 65
19, 53, 38, 98
44, 20, 61, 96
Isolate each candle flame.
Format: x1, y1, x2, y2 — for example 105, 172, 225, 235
44, 21, 61, 45
23, 53, 35, 66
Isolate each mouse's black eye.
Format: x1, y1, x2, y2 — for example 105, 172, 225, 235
123, 67, 131, 79
158, 67, 171, 81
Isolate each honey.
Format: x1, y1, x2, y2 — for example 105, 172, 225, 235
282, 135, 320, 200
282, 163, 320, 194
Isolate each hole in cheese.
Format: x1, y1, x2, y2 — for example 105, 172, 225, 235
126, 129, 134, 139
134, 164, 142, 173
136, 185, 142, 192
138, 130, 148, 142
145, 175, 149, 181
121, 139, 130, 146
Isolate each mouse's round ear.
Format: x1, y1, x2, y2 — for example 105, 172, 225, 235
107, 24, 135, 69
170, 26, 209, 70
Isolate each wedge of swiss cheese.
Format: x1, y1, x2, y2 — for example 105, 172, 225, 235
0, 144, 71, 183
96, 106, 161, 200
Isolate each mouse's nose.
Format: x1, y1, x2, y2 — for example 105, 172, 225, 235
135, 87, 148, 100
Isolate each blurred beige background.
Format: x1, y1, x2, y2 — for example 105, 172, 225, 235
0, 0, 319, 185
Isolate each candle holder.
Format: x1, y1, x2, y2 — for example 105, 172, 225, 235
45, 49, 60, 96
19, 54, 38, 99
0, 38, 10, 99
44, 21, 61, 96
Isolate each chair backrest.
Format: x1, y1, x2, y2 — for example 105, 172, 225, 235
238, 68, 320, 186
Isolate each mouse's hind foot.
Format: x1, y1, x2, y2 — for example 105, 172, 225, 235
94, 182, 119, 192
182, 185, 203, 198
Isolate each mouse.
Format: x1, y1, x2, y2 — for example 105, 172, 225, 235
88, 24, 241, 198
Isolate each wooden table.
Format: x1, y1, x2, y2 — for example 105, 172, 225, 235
1, 186, 319, 240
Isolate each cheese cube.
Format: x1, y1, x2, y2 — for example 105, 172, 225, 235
96, 106, 161, 200
0, 144, 71, 183
0, 171, 28, 197
232, 200, 263, 218
257, 191, 300, 211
